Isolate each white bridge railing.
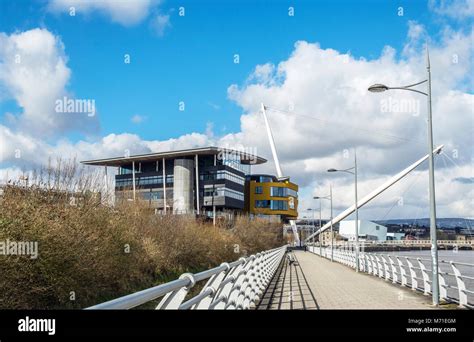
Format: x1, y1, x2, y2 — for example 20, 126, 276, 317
86, 246, 287, 310
308, 246, 473, 308
332, 240, 473, 247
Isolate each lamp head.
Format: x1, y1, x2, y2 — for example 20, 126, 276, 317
327, 168, 338, 173
368, 84, 389, 93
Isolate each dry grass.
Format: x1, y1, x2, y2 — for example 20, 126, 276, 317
0, 160, 284, 309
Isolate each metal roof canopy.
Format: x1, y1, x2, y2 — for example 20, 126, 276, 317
80, 146, 267, 167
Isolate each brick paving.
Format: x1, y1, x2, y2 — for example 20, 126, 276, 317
259, 250, 435, 310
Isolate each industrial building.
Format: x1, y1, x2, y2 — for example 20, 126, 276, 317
81, 146, 298, 221
339, 220, 388, 241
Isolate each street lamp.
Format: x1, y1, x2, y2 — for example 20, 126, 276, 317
368, 47, 439, 306
306, 208, 315, 249
328, 149, 359, 272
314, 184, 333, 261
312, 197, 323, 256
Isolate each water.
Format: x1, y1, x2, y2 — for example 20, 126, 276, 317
379, 250, 474, 305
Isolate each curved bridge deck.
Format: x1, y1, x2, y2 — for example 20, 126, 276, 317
258, 250, 435, 310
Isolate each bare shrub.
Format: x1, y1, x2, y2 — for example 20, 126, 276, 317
0, 159, 284, 309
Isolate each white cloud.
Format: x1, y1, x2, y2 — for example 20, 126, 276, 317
0, 29, 100, 138
150, 13, 171, 37
131, 114, 146, 124
224, 25, 473, 218
428, 0, 474, 19
47, 0, 158, 26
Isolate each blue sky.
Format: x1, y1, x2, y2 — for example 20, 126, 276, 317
0, 0, 451, 142
0, 0, 472, 219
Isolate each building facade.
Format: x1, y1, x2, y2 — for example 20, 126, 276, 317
82, 147, 299, 221
244, 174, 298, 222
82, 147, 267, 217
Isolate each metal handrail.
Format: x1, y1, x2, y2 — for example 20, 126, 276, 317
86, 245, 287, 310
334, 239, 473, 246
308, 245, 473, 308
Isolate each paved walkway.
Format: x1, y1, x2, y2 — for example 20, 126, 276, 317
259, 250, 435, 310
257, 251, 318, 310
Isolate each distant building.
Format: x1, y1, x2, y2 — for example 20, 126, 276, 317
81, 146, 299, 222
81, 147, 266, 218
456, 229, 474, 241
339, 220, 388, 241
387, 232, 405, 240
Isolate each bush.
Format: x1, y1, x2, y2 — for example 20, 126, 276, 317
0, 161, 284, 309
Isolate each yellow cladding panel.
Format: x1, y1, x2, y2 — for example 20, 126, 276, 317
246, 180, 298, 219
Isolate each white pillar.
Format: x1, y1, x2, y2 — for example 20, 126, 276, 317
104, 166, 108, 204
330, 184, 334, 262
132, 161, 136, 201
162, 158, 167, 214
195, 154, 200, 215
354, 149, 359, 272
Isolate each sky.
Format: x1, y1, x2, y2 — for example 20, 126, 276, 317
0, 0, 473, 220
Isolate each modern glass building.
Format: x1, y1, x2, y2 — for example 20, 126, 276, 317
81, 147, 267, 217
244, 174, 298, 222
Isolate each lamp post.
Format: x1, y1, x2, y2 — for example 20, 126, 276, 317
328, 149, 359, 272
306, 208, 315, 251
368, 47, 439, 306
314, 184, 333, 261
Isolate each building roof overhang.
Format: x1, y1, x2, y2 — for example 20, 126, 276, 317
80, 146, 267, 167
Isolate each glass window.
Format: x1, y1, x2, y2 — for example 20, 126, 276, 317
199, 170, 245, 185
255, 200, 270, 208
203, 186, 244, 202
288, 188, 298, 197
270, 200, 288, 211
270, 187, 287, 197
141, 190, 164, 200
255, 186, 263, 194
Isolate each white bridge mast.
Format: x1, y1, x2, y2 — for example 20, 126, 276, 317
261, 103, 300, 245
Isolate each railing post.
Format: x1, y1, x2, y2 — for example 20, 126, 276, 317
156, 273, 195, 309
367, 254, 375, 274
451, 261, 468, 307
366, 254, 372, 274
406, 258, 418, 291
360, 251, 366, 272
417, 258, 431, 295
371, 255, 378, 276
375, 255, 384, 278
382, 255, 390, 281
226, 257, 254, 309
388, 256, 398, 284
397, 256, 408, 287
193, 262, 231, 309
438, 266, 448, 302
